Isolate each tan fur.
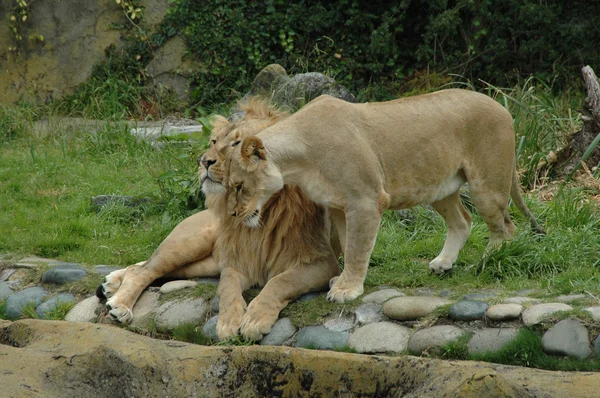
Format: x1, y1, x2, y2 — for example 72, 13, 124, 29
227, 89, 544, 303
101, 98, 336, 324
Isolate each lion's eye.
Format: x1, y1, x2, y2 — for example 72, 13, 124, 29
232, 141, 241, 147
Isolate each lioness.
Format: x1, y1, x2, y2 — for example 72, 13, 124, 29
98, 98, 297, 323
226, 89, 544, 303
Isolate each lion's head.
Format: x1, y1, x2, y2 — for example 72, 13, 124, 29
199, 98, 288, 197
226, 136, 284, 227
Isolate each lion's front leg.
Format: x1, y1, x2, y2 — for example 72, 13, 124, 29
97, 267, 129, 299
241, 257, 340, 341
327, 208, 381, 303
217, 267, 251, 341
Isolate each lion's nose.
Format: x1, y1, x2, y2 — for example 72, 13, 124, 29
201, 159, 216, 169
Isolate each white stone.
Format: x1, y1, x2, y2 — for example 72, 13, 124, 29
65, 296, 101, 323
383, 296, 451, 321
361, 288, 405, 304
154, 297, 208, 329
159, 280, 198, 294
485, 304, 523, 321
583, 306, 600, 321
521, 303, 573, 326
130, 291, 160, 328
349, 322, 411, 354
324, 315, 356, 332
355, 303, 384, 325
468, 328, 519, 355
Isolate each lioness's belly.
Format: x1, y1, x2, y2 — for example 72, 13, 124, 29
388, 171, 466, 209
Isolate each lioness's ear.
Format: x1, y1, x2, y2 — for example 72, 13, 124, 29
210, 115, 229, 132
241, 136, 266, 161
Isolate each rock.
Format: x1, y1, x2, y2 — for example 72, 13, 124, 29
65, 296, 101, 323
194, 278, 220, 286
449, 301, 489, 321
154, 298, 208, 329
298, 291, 321, 302
159, 280, 198, 294
202, 315, 219, 341
413, 288, 436, 296
349, 322, 411, 354
361, 288, 404, 304
324, 315, 356, 332
354, 302, 384, 325
0, 268, 16, 282
35, 293, 75, 319
542, 319, 592, 359
93, 265, 121, 276
90, 195, 153, 211
41, 263, 87, 284
0, 281, 13, 300
462, 292, 498, 301
295, 325, 349, 350
408, 325, 466, 355
521, 303, 573, 326
485, 304, 523, 321
583, 306, 600, 321
14, 256, 56, 268
261, 318, 297, 346
130, 291, 160, 328
468, 328, 520, 355
596, 335, 600, 360
502, 296, 542, 305
5, 286, 48, 319
555, 294, 587, 303
211, 296, 219, 313
383, 296, 450, 321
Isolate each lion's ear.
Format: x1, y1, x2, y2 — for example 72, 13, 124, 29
210, 115, 229, 132
241, 136, 266, 162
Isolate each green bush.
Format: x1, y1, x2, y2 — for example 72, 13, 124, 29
157, 0, 600, 105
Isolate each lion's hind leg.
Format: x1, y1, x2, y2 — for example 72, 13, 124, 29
429, 190, 472, 274
240, 255, 340, 341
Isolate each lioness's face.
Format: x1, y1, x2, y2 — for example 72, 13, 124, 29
226, 137, 283, 227
199, 117, 271, 196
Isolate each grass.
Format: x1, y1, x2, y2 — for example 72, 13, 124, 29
0, 300, 8, 320
171, 322, 213, 345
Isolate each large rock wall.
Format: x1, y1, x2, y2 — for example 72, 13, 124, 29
0, 0, 168, 104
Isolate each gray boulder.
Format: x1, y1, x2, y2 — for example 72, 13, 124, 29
5, 286, 48, 319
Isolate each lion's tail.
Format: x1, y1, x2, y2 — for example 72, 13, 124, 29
510, 165, 545, 235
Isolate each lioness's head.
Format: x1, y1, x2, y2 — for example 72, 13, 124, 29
226, 136, 284, 227
199, 98, 288, 196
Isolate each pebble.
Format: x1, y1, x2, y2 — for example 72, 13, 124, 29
361, 288, 404, 304
41, 263, 88, 284
298, 291, 322, 302
261, 317, 297, 346
35, 293, 75, 319
521, 303, 573, 326
485, 304, 523, 321
383, 296, 450, 321
295, 325, 349, 350
349, 322, 411, 354
159, 280, 198, 294
154, 297, 208, 329
354, 303, 384, 325
407, 325, 466, 355
542, 319, 592, 359
130, 291, 160, 328
324, 315, 356, 332
65, 296, 101, 323
583, 306, 600, 321
555, 294, 587, 303
202, 315, 219, 341
468, 328, 519, 355
5, 286, 48, 319
448, 300, 489, 321
211, 296, 219, 313
502, 296, 542, 305
0, 282, 13, 300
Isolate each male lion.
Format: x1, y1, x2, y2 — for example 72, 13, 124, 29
226, 89, 544, 303
98, 98, 340, 325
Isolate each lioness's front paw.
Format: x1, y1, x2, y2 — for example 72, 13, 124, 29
239, 303, 279, 341
105, 298, 133, 324
99, 269, 126, 299
216, 315, 243, 341
428, 256, 454, 274
326, 276, 364, 303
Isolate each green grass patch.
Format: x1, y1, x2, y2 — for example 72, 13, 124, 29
171, 322, 213, 345
281, 295, 360, 328
471, 328, 600, 371
20, 302, 38, 319
44, 301, 76, 321
0, 300, 8, 320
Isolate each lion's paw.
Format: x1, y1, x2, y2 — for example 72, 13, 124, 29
239, 305, 278, 341
428, 256, 453, 274
99, 269, 126, 299
105, 298, 133, 324
216, 316, 243, 341
326, 276, 364, 303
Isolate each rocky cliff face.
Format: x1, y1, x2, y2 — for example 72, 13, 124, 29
1, 318, 599, 397
0, 0, 168, 104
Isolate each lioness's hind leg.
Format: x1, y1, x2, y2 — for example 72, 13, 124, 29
240, 256, 340, 341
471, 190, 511, 250
429, 190, 472, 274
